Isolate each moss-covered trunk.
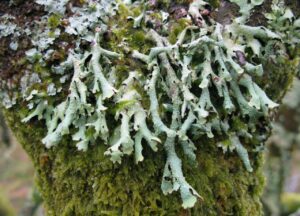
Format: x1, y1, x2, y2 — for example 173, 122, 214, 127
1, 0, 299, 215
4, 109, 265, 215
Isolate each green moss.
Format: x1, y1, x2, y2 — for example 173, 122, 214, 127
33, 62, 47, 75
131, 31, 147, 47
232, 118, 248, 131
208, 0, 221, 8
48, 14, 62, 29
108, 4, 153, 54
168, 18, 191, 44
117, 2, 131, 19
3, 106, 266, 215
261, 56, 298, 101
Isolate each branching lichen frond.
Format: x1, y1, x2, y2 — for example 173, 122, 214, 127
91, 33, 120, 98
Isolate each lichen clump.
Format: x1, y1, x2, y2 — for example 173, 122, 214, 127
1, 0, 299, 209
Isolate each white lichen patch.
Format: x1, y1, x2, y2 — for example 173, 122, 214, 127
0, 15, 18, 38
35, 0, 69, 15
0, 14, 31, 53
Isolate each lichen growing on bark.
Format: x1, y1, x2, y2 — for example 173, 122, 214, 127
0, 0, 299, 214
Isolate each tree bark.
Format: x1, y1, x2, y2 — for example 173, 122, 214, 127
1, 0, 299, 215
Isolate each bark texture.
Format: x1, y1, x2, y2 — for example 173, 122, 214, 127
1, 0, 299, 215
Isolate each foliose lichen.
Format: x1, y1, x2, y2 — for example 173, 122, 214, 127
0, 0, 299, 209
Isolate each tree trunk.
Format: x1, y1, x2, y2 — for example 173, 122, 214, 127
1, 0, 299, 215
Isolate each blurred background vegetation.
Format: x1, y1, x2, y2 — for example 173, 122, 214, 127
0, 112, 42, 215
0, 80, 300, 216
263, 78, 300, 216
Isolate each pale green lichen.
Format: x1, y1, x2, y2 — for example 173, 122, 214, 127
0, 15, 20, 38
36, 0, 69, 15
1, 0, 299, 209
